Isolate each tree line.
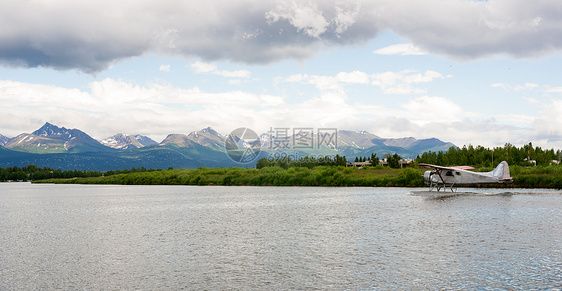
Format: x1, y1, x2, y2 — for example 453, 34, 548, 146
257, 143, 562, 170
256, 154, 348, 169
259, 152, 407, 169
0, 165, 159, 182
416, 143, 561, 167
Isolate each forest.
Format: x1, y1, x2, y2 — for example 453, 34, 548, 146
416, 143, 560, 167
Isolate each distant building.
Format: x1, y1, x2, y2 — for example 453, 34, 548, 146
346, 158, 413, 168
346, 161, 372, 168
400, 158, 414, 167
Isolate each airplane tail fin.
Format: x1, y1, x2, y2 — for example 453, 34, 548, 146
491, 161, 512, 182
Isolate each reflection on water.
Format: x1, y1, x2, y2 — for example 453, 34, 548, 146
1, 183, 561, 289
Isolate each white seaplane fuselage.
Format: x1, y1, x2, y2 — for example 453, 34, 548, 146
415, 161, 513, 194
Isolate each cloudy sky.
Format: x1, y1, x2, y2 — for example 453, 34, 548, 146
1, 0, 562, 148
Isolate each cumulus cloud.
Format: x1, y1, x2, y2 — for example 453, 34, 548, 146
1, 78, 552, 148
0, 79, 281, 141
191, 61, 251, 78
514, 83, 540, 91
373, 43, 427, 55
545, 87, 562, 94
2, 0, 562, 72
159, 64, 170, 72
402, 96, 464, 124
371, 70, 446, 94
282, 69, 444, 95
492, 82, 540, 91
352, 115, 531, 148
283, 70, 370, 92
191, 62, 217, 74
532, 98, 562, 146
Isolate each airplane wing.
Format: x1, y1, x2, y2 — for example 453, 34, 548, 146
451, 166, 476, 170
419, 163, 475, 171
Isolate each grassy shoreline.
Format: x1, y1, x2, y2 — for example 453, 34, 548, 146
34, 165, 562, 188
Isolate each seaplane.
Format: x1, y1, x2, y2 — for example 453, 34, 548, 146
411, 161, 513, 196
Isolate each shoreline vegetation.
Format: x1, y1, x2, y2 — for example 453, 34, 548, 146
3, 143, 562, 188
30, 165, 562, 188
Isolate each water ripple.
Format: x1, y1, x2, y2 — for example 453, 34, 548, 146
1, 184, 561, 289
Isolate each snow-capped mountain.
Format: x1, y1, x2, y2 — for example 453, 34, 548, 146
337, 131, 436, 150
160, 127, 224, 149
4, 133, 64, 153
0, 134, 10, 146
186, 127, 224, 150
5, 122, 106, 153
135, 135, 158, 147
33, 122, 72, 138
100, 134, 157, 150
337, 130, 382, 149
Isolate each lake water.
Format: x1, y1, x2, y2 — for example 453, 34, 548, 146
1, 183, 561, 290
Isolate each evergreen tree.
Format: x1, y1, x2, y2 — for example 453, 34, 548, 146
370, 153, 379, 166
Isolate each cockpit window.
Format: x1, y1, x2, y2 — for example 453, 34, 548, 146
445, 171, 454, 176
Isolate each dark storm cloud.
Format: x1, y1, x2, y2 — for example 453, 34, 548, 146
1, 0, 562, 72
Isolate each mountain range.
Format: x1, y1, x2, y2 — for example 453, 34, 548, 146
100, 133, 158, 150
0, 123, 455, 171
